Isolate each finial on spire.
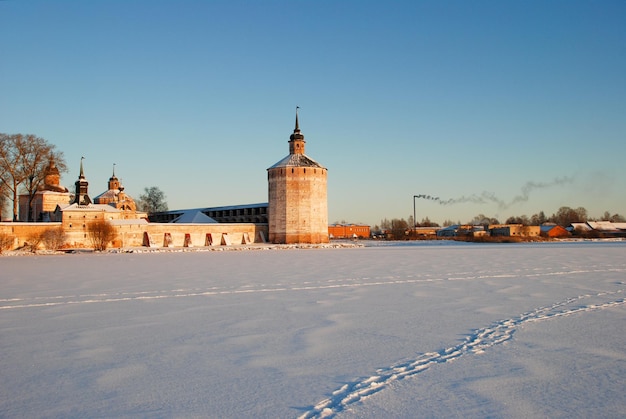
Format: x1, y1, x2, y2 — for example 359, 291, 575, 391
112, 163, 116, 177
79, 156, 85, 178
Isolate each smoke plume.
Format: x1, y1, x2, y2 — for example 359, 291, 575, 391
416, 176, 574, 210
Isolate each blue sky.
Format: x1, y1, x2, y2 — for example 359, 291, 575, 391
2, 0, 625, 226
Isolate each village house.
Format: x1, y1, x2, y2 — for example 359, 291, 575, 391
540, 224, 571, 238
489, 224, 541, 237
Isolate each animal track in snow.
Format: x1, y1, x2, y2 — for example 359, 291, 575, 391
298, 289, 625, 419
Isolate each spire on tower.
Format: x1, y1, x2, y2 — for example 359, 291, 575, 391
74, 157, 91, 205
289, 106, 304, 143
79, 157, 85, 179
295, 106, 300, 131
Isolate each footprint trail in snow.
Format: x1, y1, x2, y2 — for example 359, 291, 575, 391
298, 289, 625, 419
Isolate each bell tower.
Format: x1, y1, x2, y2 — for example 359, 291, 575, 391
108, 164, 121, 191
73, 157, 91, 206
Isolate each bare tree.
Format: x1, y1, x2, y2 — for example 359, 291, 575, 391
87, 219, 117, 251
417, 217, 439, 227
574, 207, 588, 223
530, 211, 547, 225
0, 133, 67, 221
0, 190, 7, 220
137, 186, 168, 214
594, 211, 626, 223
468, 214, 500, 226
25, 231, 44, 253
390, 218, 409, 240
0, 231, 14, 253
550, 206, 587, 226
41, 227, 67, 250
505, 215, 530, 225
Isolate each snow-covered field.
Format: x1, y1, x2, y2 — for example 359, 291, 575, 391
1, 241, 625, 418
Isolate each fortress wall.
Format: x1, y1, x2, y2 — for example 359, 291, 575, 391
0, 223, 64, 250
0, 222, 269, 251
137, 223, 268, 248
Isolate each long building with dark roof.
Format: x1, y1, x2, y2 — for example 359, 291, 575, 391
149, 203, 268, 224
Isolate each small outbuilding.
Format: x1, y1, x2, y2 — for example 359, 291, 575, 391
540, 224, 570, 238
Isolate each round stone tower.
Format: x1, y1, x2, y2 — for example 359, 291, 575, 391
267, 108, 329, 244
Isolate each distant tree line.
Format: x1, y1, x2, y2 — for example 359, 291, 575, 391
373, 206, 625, 240
503, 207, 625, 226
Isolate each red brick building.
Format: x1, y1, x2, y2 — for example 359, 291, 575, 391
328, 224, 370, 239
